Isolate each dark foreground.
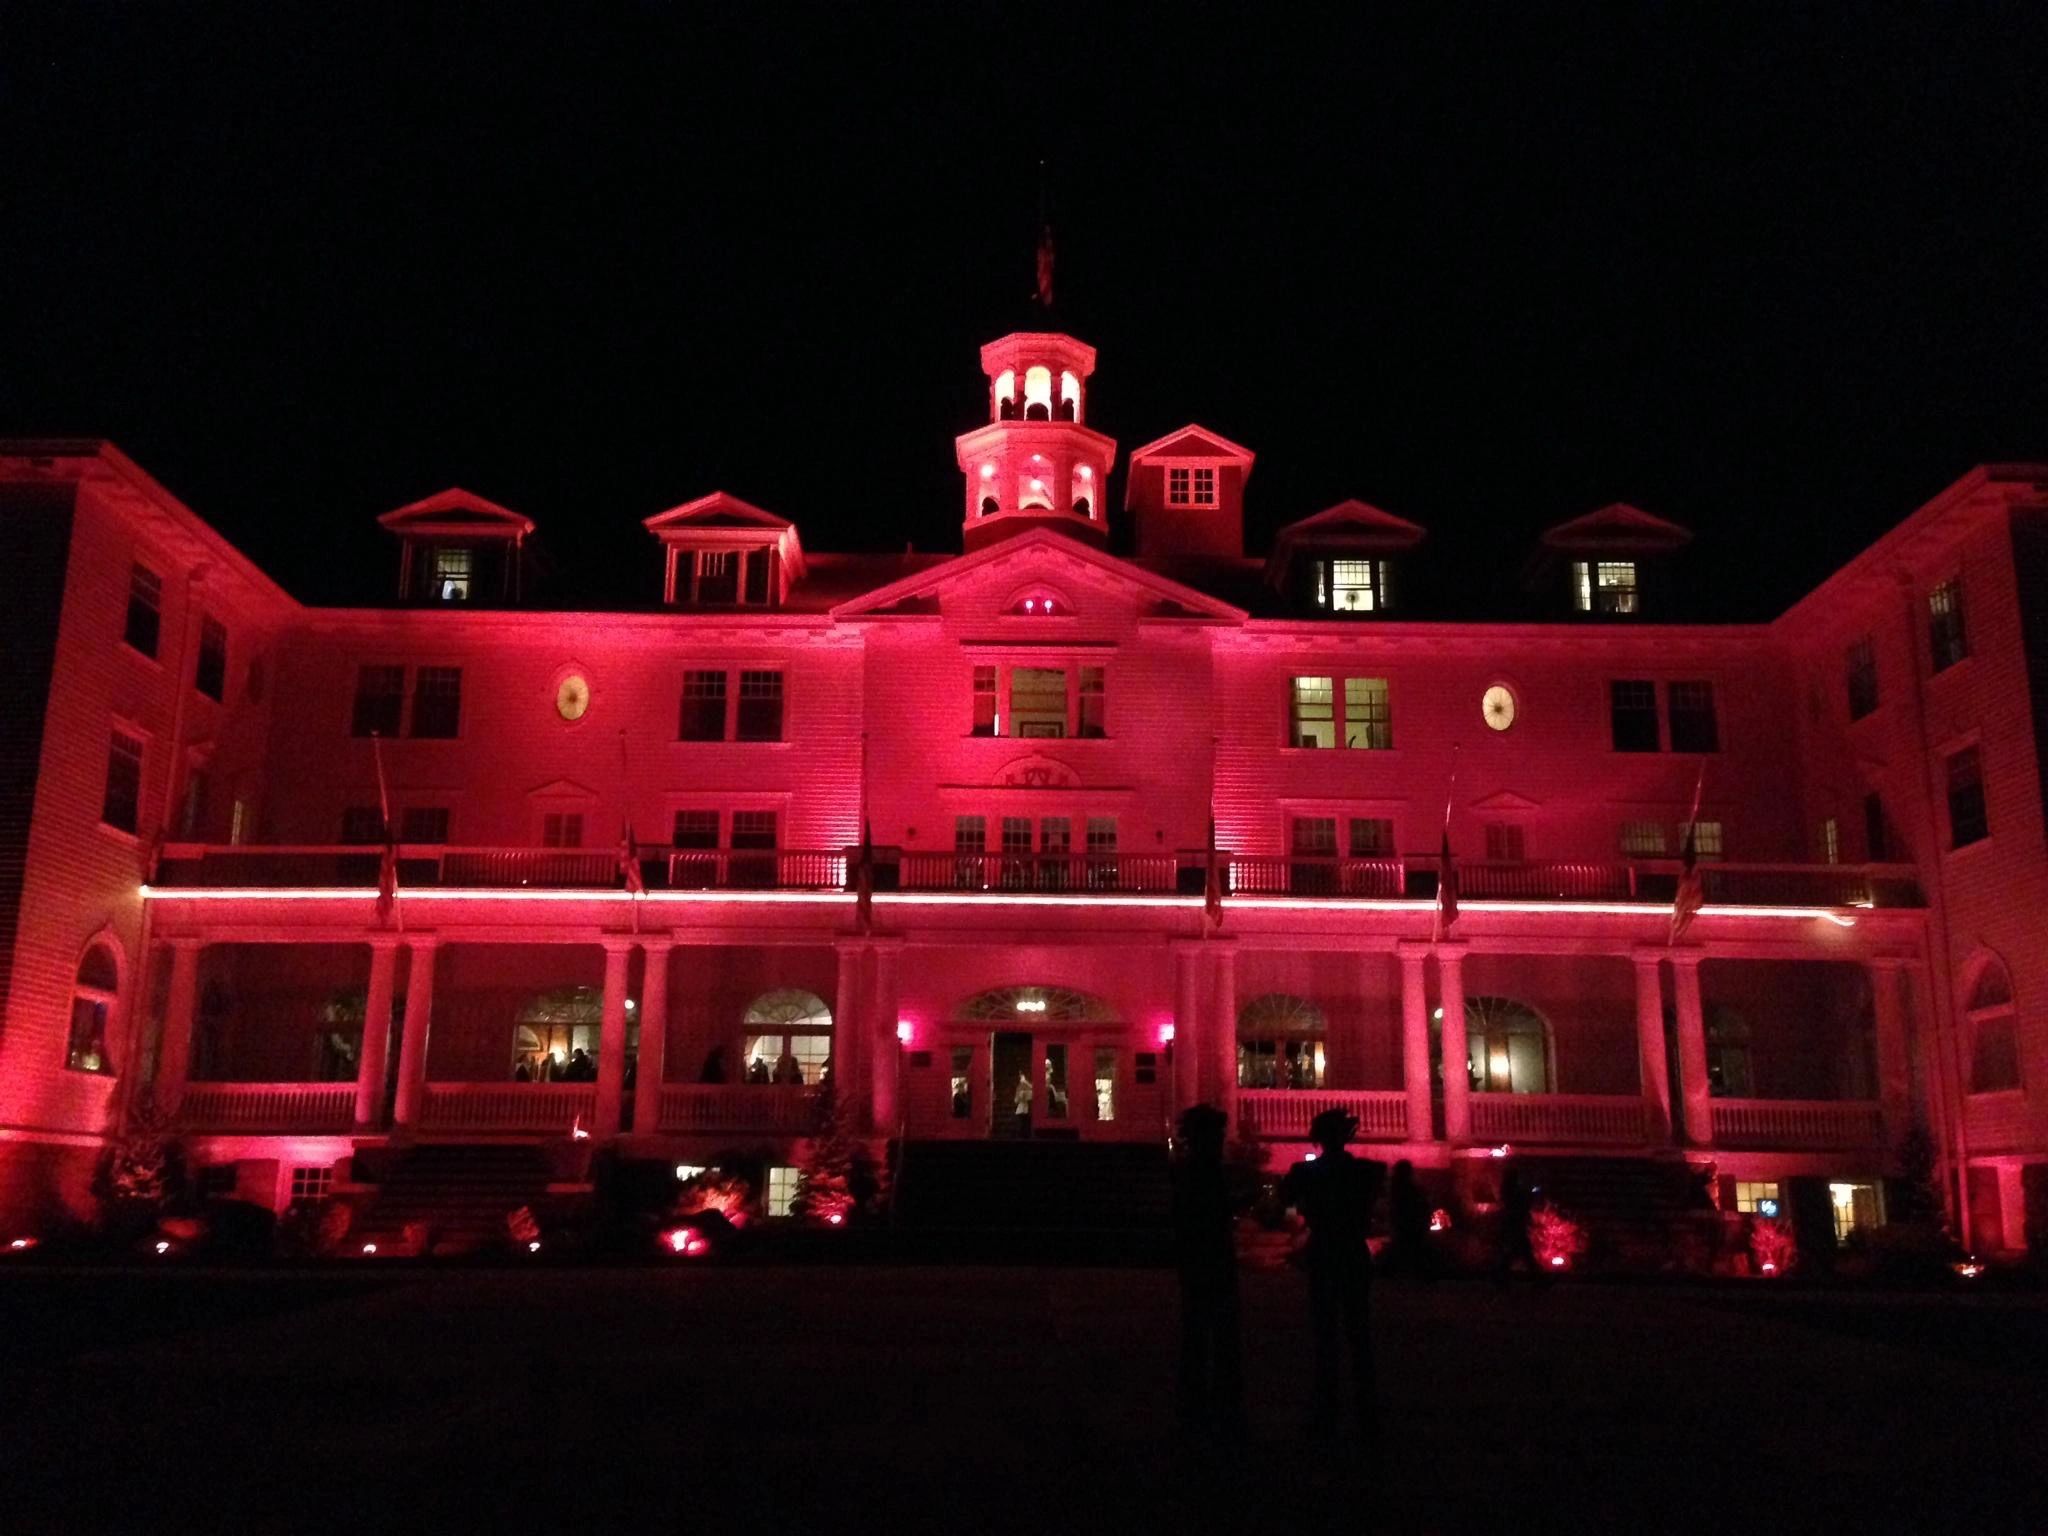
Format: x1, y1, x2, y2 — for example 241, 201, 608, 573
2, 1264, 2044, 1534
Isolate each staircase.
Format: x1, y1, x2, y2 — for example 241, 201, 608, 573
892, 1140, 1173, 1261
1516, 1154, 1708, 1270
350, 1144, 556, 1256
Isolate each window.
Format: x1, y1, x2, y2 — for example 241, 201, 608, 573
1044, 1043, 1071, 1119
1290, 676, 1336, 748
1927, 579, 1968, 671
1819, 817, 1840, 865
67, 944, 118, 1075
341, 807, 384, 844
765, 1166, 800, 1218
1705, 1007, 1752, 1096
431, 547, 473, 602
290, 1166, 334, 1202
743, 988, 833, 1087
1620, 821, 1666, 857
1733, 1180, 1781, 1217
101, 730, 144, 834
1483, 823, 1525, 862
1690, 820, 1724, 859
1461, 997, 1551, 1094
696, 551, 740, 605
1348, 817, 1394, 857
679, 670, 727, 740
1167, 466, 1217, 507
1844, 638, 1879, 720
351, 665, 406, 738
195, 617, 228, 701
1094, 1048, 1118, 1122
542, 812, 584, 849
1609, 680, 1659, 752
1009, 667, 1067, 738
1573, 560, 1638, 615
400, 806, 450, 844
670, 810, 720, 890
971, 666, 998, 736
1828, 1181, 1884, 1245
736, 670, 783, 741
1078, 667, 1106, 737
1085, 816, 1118, 887
1946, 746, 1988, 848
1344, 678, 1392, 750
1966, 957, 2021, 1093
1000, 816, 1033, 889
1317, 559, 1390, 614
730, 810, 778, 886
950, 1047, 974, 1119
1237, 995, 1327, 1089
1863, 793, 1888, 862
1667, 682, 1719, 752
1289, 816, 1338, 893
410, 667, 462, 738
124, 564, 163, 656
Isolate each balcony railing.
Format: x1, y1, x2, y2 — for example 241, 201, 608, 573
1710, 1097, 1883, 1149
178, 1082, 356, 1133
1469, 1092, 1648, 1145
149, 843, 1923, 910
418, 1082, 595, 1134
658, 1084, 821, 1134
1238, 1089, 1409, 1141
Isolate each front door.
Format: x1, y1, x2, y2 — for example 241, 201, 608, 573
992, 1031, 1033, 1139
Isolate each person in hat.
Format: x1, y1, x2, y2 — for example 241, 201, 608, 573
1280, 1106, 1386, 1435
1171, 1103, 1244, 1434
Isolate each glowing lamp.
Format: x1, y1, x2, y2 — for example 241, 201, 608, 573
1428, 1208, 1451, 1233
664, 1226, 710, 1257
826, 1212, 844, 1227
154, 1240, 170, 1255
527, 1240, 542, 1254
1759, 1261, 1777, 1276
1549, 1255, 1567, 1269
7, 1237, 35, 1251
1304, 1151, 1319, 1162
1489, 1144, 1511, 1159
1077, 465, 1092, 479
895, 1020, 913, 1045
980, 463, 995, 480
1953, 1259, 1984, 1280
362, 1242, 379, 1255
1158, 1022, 1176, 1045
1029, 478, 1044, 493
1030, 453, 1043, 463
571, 1116, 591, 1141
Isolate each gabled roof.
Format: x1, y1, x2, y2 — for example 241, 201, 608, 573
1540, 502, 1692, 553
641, 490, 793, 534
377, 487, 535, 538
1466, 789, 1542, 813
1126, 423, 1256, 466
829, 526, 1246, 623
1272, 499, 1427, 552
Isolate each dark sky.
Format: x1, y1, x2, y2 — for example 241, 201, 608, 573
4, 6, 2046, 612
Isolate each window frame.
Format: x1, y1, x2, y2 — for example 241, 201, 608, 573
1844, 637, 1879, 720
1609, 680, 1661, 753
350, 665, 407, 739
194, 616, 229, 702
66, 941, 120, 1076
1944, 743, 1989, 850
123, 563, 163, 658
409, 666, 464, 740
1927, 577, 1968, 672
1166, 465, 1219, 508
101, 727, 146, 836
1666, 680, 1720, 754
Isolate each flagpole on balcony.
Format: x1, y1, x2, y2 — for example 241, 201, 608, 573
1431, 744, 1459, 946
617, 729, 643, 932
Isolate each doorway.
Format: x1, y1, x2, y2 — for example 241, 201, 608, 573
992, 1030, 1032, 1139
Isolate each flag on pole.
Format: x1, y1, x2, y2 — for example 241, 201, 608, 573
1670, 765, 1707, 943
1431, 748, 1460, 943
372, 731, 399, 928
1204, 818, 1224, 931
854, 818, 875, 935
618, 820, 645, 896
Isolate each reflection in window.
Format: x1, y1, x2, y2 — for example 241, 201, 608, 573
1237, 994, 1327, 1089
1461, 997, 1550, 1094
742, 988, 833, 1086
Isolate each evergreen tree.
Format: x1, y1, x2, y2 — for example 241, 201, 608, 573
795, 1082, 872, 1223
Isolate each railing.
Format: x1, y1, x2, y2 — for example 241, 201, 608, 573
1459, 861, 1635, 900
658, 1084, 821, 1134
1469, 1093, 1647, 1145
896, 851, 1180, 894
663, 849, 845, 891
441, 849, 618, 887
418, 1082, 595, 1133
179, 1082, 356, 1132
1223, 857, 1406, 898
1711, 1098, 1883, 1149
1237, 1089, 1409, 1141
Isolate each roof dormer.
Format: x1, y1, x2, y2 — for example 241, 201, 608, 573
378, 488, 535, 605
1124, 425, 1254, 560
643, 491, 806, 608
1536, 503, 1691, 618
1265, 499, 1426, 615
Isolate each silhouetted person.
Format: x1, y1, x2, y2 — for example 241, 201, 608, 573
746, 1056, 771, 1085
1497, 1162, 1536, 1283
773, 1049, 803, 1085
1280, 1108, 1385, 1435
1387, 1159, 1433, 1280
1171, 1104, 1243, 1434
513, 1061, 532, 1083
699, 1045, 727, 1084
566, 1048, 595, 1082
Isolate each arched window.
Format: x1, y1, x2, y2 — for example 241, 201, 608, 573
1965, 954, 2021, 1093
1706, 1006, 1753, 1097
995, 369, 1017, 420
66, 941, 120, 1075
1023, 366, 1053, 421
1019, 471, 1052, 512
1059, 370, 1081, 421
1460, 997, 1551, 1094
1237, 994, 1326, 1089
743, 988, 833, 1085
514, 986, 606, 1081
959, 985, 1113, 1024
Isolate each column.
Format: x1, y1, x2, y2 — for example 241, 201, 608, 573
1869, 958, 1913, 1146
1437, 944, 1470, 1143
1670, 953, 1713, 1148
1172, 944, 1203, 1117
869, 942, 901, 1134
392, 938, 438, 1130
1632, 950, 1673, 1144
1398, 942, 1434, 1145
153, 938, 204, 1116
833, 940, 867, 1126
354, 937, 401, 1130
1210, 944, 1237, 1130
594, 939, 634, 1138
631, 939, 673, 1138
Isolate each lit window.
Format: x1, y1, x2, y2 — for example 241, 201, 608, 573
1348, 817, 1395, 858
1828, 1180, 1883, 1245
994, 369, 1017, 418
1620, 821, 1666, 857
1733, 1180, 1781, 1216
290, 1166, 334, 1203
1820, 817, 1840, 865
1574, 560, 1638, 615
1844, 638, 1879, 720
1059, 370, 1081, 421
1044, 1043, 1070, 1119
66, 944, 118, 1075
766, 1166, 800, 1218
1290, 676, 1335, 748
195, 617, 228, 701
1318, 559, 1389, 613
1483, 823, 1525, 863
1609, 680, 1659, 752
950, 1047, 974, 1118
1946, 746, 1988, 849
1344, 677, 1392, 750
1237, 995, 1327, 1089
400, 806, 450, 844
971, 665, 998, 736
1690, 820, 1724, 859
1667, 681, 1719, 753
1167, 466, 1217, 507
432, 547, 473, 602
1078, 667, 1106, 737
1927, 579, 1968, 671
1009, 666, 1067, 738
101, 730, 144, 834
736, 670, 783, 741
1093, 1048, 1118, 1121
124, 564, 162, 657
410, 667, 462, 739
1023, 366, 1053, 421
351, 665, 406, 738
1460, 997, 1551, 1094
679, 670, 727, 741
542, 812, 584, 849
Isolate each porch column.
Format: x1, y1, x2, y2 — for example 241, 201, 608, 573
1210, 944, 1237, 1130
834, 940, 867, 1128
1436, 945, 1470, 1143
1172, 943, 1202, 1118
354, 937, 401, 1130
392, 938, 438, 1130
153, 938, 204, 1116
1869, 957, 1913, 1147
1632, 950, 1673, 1144
594, 939, 634, 1138
631, 939, 673, 1137
1670, 952, 1713, 1148
869, 942, 901, 1135
1398, 942, 1434, 1145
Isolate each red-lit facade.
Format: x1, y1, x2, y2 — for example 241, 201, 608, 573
3, 326, 2045, 1253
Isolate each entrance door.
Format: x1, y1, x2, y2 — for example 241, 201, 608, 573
992, 1031, 1033, 1139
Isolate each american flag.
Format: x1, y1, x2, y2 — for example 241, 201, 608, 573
1204, 818, 1224, 930
372, 731, 399, 928
1432, 826, 1459, 943
618, 820, 646, 896
1670, 764, 1707, 942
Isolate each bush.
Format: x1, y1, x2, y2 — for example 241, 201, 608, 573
276, 1198, 351, 1259
795, 1085, 878, 1225
675, 1169, 752, 1225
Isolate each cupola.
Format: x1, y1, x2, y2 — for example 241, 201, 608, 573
954, 330, 1118, 553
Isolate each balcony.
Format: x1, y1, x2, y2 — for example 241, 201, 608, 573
1469, 1093, 1649, 1145
658, 1084, 820, 1134
179, 1082, 356, 1134
1709, 1098, 1883, 1149
1238, 1089, 1409, 1141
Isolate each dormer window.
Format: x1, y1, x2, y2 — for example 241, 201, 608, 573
1168, 467, 1217, 508
1315, 558, 1390, 614
432, 547, 474, 602
1573, 560, 1638, 615
697, 551, 739, 604
667, 546, 779, 607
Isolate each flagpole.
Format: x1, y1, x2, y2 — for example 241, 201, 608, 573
1432, 745, 1459, 945
617, 728, 643, 930
372, 730, 401, 933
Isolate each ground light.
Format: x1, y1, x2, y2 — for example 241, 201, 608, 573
527, 1241, 542, 1254
1953, 1257, 1985, 1280
1429, 1209, 1452, 1233
663, 1226, 710, 1257
6, 1236, 37, 1252
154, 1240, 171, 1255
361, 1243, 379, 1256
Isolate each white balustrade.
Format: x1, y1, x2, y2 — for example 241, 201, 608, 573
1237, 1089, 1408, 1141
178, 1082, 356, 1132
658, 1085, 820, 1134
418, 1083, 596, 1133
1710, 1098, 1883, 1148
1468, 1093, 1646, 1144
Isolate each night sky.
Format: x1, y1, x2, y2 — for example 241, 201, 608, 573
4, 6, 2045, 612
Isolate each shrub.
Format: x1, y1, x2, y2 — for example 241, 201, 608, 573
795, 1085, 877, 1225
1528, 1202, 1586, 1271
1750, 1215, 1797, 1276
675, 1169, 752, 1226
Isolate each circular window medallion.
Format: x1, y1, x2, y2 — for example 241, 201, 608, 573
1482, 683, 1516, 732
555, 673, 591, 722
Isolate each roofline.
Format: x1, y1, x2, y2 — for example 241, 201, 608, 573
1126, 423, 1256, 466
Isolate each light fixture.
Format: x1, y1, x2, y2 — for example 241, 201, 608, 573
980, 463, 996, 480
895, 1020, 913, 1044
1158, 1022, 1176, 1045
527, 1240, 542, 1254
1077, 465, 1092, 479
362, 1242, 379, 1255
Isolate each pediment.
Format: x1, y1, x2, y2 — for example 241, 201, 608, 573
526, 778, 599, 800
992, 754, 1082, 790
1272, 499, 1427, 555
1466, 790, 1542, 813
642, 491, 791, 534
377, 487, 535, 538
1541, 502, 1691, 552
1127, 423, 1256, 466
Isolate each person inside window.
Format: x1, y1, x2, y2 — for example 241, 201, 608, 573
773, 1047, 803, 1085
